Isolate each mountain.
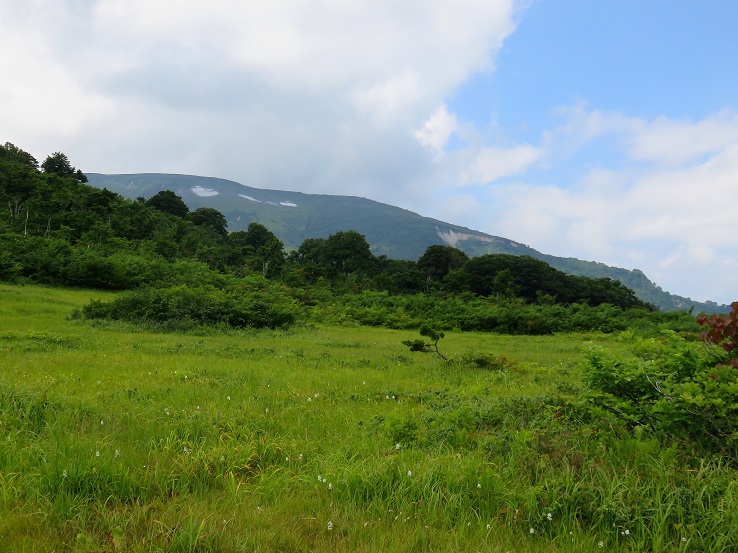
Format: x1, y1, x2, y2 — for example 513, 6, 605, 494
86, 173, 729, 313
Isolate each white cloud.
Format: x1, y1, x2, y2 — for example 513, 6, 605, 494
628, 109, 738, 165
414, 104, 458, 155
1, 0, 520, 206
351, 70, 422, 123
462, 144, 545, 184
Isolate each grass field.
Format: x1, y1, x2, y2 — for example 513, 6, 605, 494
1, 283, 736, 552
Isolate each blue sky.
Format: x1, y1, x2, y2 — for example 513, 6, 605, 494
1, 0, 737, 304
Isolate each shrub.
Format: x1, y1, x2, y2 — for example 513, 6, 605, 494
582, 331, 737, 452
80, 284, 298, 330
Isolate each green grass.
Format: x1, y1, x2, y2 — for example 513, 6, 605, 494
0, 283, 735, 552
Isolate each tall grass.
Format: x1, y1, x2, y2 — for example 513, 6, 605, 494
0, 283, 735, 551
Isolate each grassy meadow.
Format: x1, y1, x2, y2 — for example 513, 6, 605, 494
1, 283, 736, 552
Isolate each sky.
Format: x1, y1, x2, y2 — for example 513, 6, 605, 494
1, 0, 737, 304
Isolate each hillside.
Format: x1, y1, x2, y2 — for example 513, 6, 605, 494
87, 173, 728, 313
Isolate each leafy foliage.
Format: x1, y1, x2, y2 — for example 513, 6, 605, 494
583, 328, 738, 453
80, 283, 297, 330
144, 190, 190, 218
697, 301, 738, 367
417, 244, 468, 285
188, 207, 228, 238
448, 253, 644, 309
41, 151, 87, 182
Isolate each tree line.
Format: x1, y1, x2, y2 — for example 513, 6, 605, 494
3, 141, 687, 334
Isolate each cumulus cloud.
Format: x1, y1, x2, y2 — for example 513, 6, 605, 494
1, 0, 520, 213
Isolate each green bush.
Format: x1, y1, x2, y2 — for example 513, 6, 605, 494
582, 331, 737, 452
80, 284, 298, 329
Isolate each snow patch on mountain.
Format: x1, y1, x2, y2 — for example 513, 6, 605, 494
239, 194, 261, 202
192, 186, 219, 197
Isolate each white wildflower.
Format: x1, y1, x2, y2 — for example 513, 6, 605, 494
327, 521, 333, 531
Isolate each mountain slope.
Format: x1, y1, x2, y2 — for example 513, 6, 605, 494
86, 173, 728, 313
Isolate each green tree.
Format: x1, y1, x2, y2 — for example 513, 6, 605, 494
374, 258, 424, 294
187, 207, 228, 238
0, 155, 42, 221
41, 152, 88, 182
0, 142, 38, 168
227, 223, 285, 277
417, 245, 469, 290
144, 190, 190, 218
322, 230, 377, 276
490, 268, 521, 298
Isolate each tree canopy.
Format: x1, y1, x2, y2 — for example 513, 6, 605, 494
41, 152, 88, 182
188, 207, 228, 238
144, 190, 190, 218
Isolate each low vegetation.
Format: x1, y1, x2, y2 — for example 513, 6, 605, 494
2, 284, 738, 552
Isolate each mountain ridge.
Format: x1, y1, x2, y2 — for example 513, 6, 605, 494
86, 172, 729, 313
